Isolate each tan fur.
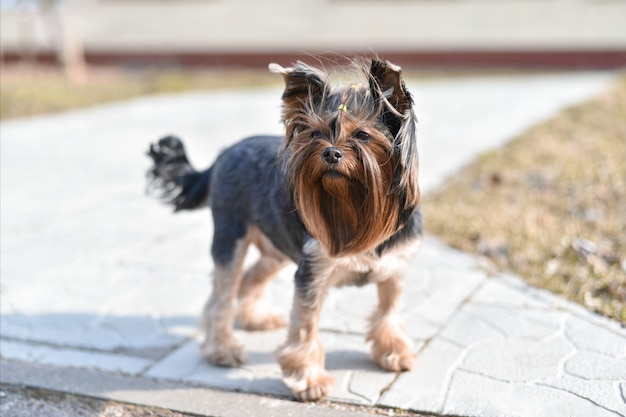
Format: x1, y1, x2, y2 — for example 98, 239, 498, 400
288, 114, 402, 256
276, 288, 335, 401
275, 238, 419, 401
201, 227, 289, 366
367, 278, 416, 371
200, 239, 248, 367
366, 240, 419, 370
274, 60, 420, 258
302, 238, 420, 289
237, 228, 289, 330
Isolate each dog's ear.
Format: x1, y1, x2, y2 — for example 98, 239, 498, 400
370, 60, 420, 224
269, 62, 328, 114
368, 60, 413, 116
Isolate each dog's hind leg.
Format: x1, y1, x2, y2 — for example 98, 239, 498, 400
237, 228, 289, 331
200, 227, 251, 367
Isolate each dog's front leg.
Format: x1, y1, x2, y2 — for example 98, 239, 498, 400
367, 276, 416, 372
276, 258, 335, 401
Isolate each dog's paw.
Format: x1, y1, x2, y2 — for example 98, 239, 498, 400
238, 309, 287, 331
371, 336, 416, 372
293, 372, 335, 402
201, 339, 247, 367
282, 365, 335, 402
373, 346, 416, 372
276, 338, 335, 401
368, 313, 416, 372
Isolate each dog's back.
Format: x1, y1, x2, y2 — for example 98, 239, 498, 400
147, 135, 307, 263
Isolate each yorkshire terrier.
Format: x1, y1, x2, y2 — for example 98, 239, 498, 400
146, 58, 422, 401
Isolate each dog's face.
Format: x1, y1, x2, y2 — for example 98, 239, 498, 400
271, 59, 420, 256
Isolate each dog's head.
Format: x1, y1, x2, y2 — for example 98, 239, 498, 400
271, 59, 420, 256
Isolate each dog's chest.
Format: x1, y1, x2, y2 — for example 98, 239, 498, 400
327, 240, 420, 288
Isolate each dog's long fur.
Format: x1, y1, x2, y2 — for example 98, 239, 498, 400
146, 58, 422, 401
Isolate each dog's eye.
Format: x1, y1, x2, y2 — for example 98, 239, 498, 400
311, 130, 324, 140
353, 131, 371, 143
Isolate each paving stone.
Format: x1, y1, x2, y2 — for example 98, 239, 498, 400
412, 236, 482, 270
0, 313, 191, 359
452, 303, 564, 340
323, 334, 398, 405
0, 258, 206, 354
461, 337, 572, 382
401, 316, 441, 342
146, 336, 263, 392
563, 314, 626, 357
0, 339, 152, 375
347, 368, 401, 405
564, 351, 626, 380
0, 360, 390, 417
380, 285, 626, 416
402, 266, 486, 335
470, 274, 553, 309
543, 374, 626, 415
437, 308, 505, 347
146, 329, 396, 405
443, 369, 623, 417
377, 338, 463, 413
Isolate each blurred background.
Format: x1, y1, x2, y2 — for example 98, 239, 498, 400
1, 0, 626, 79
1, 0, 625, 321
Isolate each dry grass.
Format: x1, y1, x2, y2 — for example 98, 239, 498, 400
0, 65, 280, 120
423, 73, 626, 323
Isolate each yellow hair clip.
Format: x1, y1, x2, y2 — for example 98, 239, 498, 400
338, 103, 348, 113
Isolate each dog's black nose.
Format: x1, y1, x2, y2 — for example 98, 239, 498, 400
322, 147, 343, 164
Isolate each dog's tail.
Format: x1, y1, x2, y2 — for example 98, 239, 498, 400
146, 135, 211, 211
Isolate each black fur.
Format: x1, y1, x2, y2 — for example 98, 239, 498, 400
148, 135, 309, 264
146, 134, 422, 274
146, 136, 212, 212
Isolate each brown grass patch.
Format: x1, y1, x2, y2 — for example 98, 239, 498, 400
0, 65, 279, 120
423, 73, 626, 323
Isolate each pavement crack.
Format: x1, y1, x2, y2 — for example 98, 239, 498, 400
562, 368, 623, 382
419, 277, 489, 351
536, 382, 625, 417
318, 327, 365, 338
454, 367, 515, 384
345, 371, 372, 404
138, 332, 199, 376
375, 370, 404, 404
459, 362, 626, 417
437, 338, 502, 412
561, 315, 624, 358
1, 336, 130, 357
465, 312, 509, 339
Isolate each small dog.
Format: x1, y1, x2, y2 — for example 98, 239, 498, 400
146, 58, 422, 401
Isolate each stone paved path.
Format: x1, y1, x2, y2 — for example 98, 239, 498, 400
1, 71, 624, 417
